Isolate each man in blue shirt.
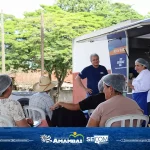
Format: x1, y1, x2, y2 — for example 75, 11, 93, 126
76, 53, 108, 97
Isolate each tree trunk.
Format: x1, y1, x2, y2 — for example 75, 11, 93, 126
53, 79, 64, 103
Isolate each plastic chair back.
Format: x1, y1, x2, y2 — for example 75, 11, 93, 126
105, 114, 149, 127
23, 106, 46, 121
18, 98, 29, 108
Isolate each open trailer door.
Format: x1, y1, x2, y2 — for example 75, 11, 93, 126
106, 19, 150, 95
107, 31, 128, 77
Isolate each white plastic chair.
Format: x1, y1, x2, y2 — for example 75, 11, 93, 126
105, 114, 149, 127
23, 106, 46, 121
0, 115, 14, 127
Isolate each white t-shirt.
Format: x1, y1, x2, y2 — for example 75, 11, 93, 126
0, 98, 25, 127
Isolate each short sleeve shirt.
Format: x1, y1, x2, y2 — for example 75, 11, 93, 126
79, 65, 108, 95
90, 95, 143, 127
29, 92, 54, 120
0, 98, 25, 126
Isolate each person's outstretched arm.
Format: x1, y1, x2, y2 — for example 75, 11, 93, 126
50, 102, 80, 111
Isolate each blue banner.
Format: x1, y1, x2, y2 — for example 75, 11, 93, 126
107, 31, 128, 77
0, 128, 150, 150
110, 53, 127, 76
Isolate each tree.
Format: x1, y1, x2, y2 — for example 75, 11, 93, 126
106, 3, 143, 25
45, 49, 72, 102
0, 13, 41, 71
0, 14, 19, 70
57, 0, 143, 25
57, 0, 111, 14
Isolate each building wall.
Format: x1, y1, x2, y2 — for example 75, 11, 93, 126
73, 72, 87, 104
10, 71, 72, 90
50, 90, 73, 103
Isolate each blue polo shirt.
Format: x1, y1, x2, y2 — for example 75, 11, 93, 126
79, 65, 108, 96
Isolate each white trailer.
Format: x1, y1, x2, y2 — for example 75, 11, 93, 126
72, 19, 150, 103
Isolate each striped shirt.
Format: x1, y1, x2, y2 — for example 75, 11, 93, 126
29, 92, 54, 120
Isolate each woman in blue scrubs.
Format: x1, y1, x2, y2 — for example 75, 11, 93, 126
128, 58, 150, 115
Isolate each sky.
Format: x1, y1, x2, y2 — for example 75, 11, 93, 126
112, 0, 150, 15
0, 0, 56, 18
0, 0, 150, 18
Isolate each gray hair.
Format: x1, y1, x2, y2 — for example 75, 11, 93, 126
135, 58, 149, 69
90, 53, 99, 61
98, 76, 106, 92
0, 75, 12, 96
103, 74, 125, 93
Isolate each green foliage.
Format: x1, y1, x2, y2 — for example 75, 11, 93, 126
57, 0, 143, 23
106, 3, 143, 25
57, 0, 110, 13
45, 48, 72, 101
145, 12, 150, 19
45, 49, 72, 85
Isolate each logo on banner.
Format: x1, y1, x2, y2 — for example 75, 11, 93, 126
86, 135, 109, 144
117, 58, 125, 67
41, 134, 52, 143
69, 132, 84, 141
40, 132, 84, 144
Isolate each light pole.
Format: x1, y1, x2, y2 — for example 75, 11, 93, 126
40, 12, 44, 76
1, 9, 5, 73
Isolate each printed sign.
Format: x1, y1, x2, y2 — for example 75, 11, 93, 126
110, 53, 127, 76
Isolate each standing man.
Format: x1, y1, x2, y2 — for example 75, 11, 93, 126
76, 53, 108, 97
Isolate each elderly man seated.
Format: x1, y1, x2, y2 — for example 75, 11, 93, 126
29, 76, 57, 126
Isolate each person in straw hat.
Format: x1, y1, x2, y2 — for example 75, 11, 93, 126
29, 76, 57, 126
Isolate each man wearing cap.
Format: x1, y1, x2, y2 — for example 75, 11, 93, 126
29, 76, 57, 126
128, 58, 150, 116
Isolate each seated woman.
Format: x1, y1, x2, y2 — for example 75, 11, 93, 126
0, 75, 32, 127
87, 74, 143, 127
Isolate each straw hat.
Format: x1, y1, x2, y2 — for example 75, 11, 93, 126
33, 76, 57, 92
